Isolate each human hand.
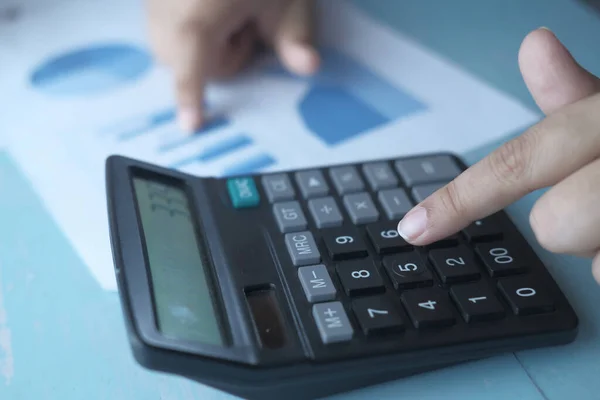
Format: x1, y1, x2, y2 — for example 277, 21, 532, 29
146, 0, 320, 132
397, 28, 600, 280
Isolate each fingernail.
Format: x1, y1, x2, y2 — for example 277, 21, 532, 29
539, 26, 552, 32
178, 107, 201, 133
284, 42, 319, 75
397, 206, 428, 241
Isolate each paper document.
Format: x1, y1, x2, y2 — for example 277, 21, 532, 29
1, 0, 540, 291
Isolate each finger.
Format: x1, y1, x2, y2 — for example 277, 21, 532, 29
519, 27, 600, 114
171, 26, 214, 133
529, 157, 600, 255
592, 251, 600, 285
397, 92, 600, 245
212, 21, 260, 79
261, 0, 320, 75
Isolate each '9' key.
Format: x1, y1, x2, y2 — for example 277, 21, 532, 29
322, 227, 368, 260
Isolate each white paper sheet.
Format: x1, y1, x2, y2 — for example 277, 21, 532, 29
1, 0, 540, 291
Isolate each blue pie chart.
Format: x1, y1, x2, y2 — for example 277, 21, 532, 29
30, 43, 152, 97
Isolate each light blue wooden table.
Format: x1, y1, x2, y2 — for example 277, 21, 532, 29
2, 1, 600, 399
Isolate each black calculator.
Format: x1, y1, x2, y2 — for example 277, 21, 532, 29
106, 152, 578, 400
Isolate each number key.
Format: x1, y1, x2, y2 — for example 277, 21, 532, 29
463, 212, 505, 242
366, 221, 412, 254
336, 259, 385, 296
322, 227, 368, 260
401, 289, 455, 329
475, 242, 527, 277
352, 296, 404, 336
429, 245, 481, 284
450, 282, 505, 322
383, 252, 433, 290
498, 277, 554, 315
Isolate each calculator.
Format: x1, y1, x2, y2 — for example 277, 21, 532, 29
106, 152, 578, 400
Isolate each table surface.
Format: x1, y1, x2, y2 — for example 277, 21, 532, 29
2, 1, 600, 399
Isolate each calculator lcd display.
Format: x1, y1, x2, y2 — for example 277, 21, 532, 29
132, 176, 224, 346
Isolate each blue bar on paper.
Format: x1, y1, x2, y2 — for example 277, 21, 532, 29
159, 116, 230, 152
171, 135, 252, 168
222, 154, 276, 177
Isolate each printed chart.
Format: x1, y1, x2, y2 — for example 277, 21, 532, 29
1, 0, 540, 291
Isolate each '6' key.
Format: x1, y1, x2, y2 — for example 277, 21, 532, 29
366, 221, 412, 254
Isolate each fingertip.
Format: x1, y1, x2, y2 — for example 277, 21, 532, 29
279, 41, 320, 76
177, 106, 203, 133
397, 206, 428, 244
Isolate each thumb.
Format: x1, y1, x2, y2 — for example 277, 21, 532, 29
519, 27, 600, 115
272, 0, 320, 76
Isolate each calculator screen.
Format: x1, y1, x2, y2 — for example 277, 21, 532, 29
132, 176, 224, 346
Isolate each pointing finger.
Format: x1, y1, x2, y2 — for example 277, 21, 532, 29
397, 93, 600, 246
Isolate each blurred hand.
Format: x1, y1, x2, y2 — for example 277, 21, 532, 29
397, 28, 600, 280
146, 0, 320, 132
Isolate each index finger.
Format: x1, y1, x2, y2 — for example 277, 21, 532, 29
396, 93, 600, 245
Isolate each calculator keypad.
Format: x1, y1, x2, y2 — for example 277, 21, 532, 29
429, 246, 481, 284
497, 277, 555, 315
362, 162, 398, 190
450, 282, 505, 322
329, 166, 365, 194
336, 259, 385, 296
308, 197, 343, 228
296, 170, 329, 198
298, 264, 337, 303
257, 154, 567, 353
401, 289, 455, 329
352, 296, 404, 336
378, 188, 413, 219
366, 221, 411, 254
383, 252, 434, 290
322, 227, 368, 260
262, 173, 295, 202
343, 192, 379, 224
273, 201, 307, 233
285, 231, 321, 266
312, 302, 354, 344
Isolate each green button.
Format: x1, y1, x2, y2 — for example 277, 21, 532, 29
227, 177, 260, 208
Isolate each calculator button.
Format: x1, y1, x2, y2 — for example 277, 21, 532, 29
498, 277, 555, 315
450, 283, 505, 322
401, 289, 456, 329
411, 182, 445, 203
329, 166, 365, 194
226, 177, 260, 208
261, 174, 295, 202
336, 259, 385, 296
295, 170, 329, 198
475, 242, 527, 277
378, 188, 413, 219
362, 162, 398, 190
273, 201, 307, 233
285, 231, 321, 266
308, 197, 343, 228
463, 213, 504, 242
424, 234, 460, 249
383, 252, 433, 290
429, 246, 481, 284
366, 221, 412, 254
343, 192, 379, 224
298, 264, 337, 303
395, 155, 462, 186
312, 302, 354, 344
322, 227, 368, 260
352, 296, 404, 336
